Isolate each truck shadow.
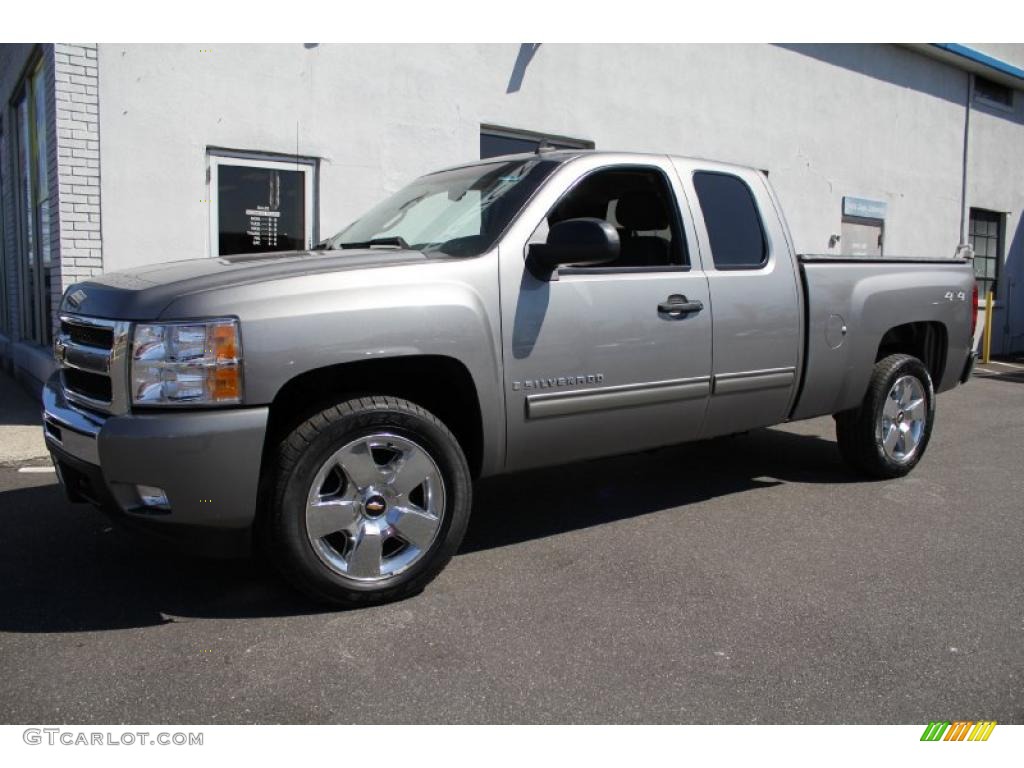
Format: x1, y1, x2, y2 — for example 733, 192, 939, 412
463, 425, 859, 553
0, 426, 863, 633
975, 369, 1024, 385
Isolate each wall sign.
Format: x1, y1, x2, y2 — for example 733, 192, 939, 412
218, 165, 304, 255
843, 196, 887, 221
208, 154, 315, 257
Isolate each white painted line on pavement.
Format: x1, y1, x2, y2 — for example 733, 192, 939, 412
17, 466, 55, 473
986, 359, 1024, 370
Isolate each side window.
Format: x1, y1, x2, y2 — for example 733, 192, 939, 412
536, 167, 688, 269
693, 172, 767, 270
969, 208, 1002, 299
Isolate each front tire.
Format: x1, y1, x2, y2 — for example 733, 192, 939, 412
835, 354, 935, 479
268, 396, 472, 607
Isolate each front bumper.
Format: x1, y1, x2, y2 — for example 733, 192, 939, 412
42, 372, 269, 549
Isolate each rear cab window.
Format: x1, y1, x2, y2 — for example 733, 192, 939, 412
692, 171, 768, 270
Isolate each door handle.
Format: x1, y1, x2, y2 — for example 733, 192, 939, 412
658, 295, 704, 317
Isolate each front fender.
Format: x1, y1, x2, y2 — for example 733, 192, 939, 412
159, 255, 506, 474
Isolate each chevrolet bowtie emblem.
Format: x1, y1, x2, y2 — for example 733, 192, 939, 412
365, 498, 386, 514
67, 289, 87, 309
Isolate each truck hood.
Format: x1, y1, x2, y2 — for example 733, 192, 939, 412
59, 248, 439, 319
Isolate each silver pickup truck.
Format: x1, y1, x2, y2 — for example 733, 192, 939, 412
43, 150, 977, 606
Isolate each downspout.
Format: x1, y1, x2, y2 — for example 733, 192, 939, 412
958, 71, 972, 252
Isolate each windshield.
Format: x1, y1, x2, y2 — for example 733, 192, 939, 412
324, 158, 561, 257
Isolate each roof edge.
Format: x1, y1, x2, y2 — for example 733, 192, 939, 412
904, 43, 1024, 90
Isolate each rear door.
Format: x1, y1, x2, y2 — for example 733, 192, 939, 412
498, 155, 713, 472
672, 161, 803, 438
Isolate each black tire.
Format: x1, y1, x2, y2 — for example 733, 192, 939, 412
835, 354, 936, 479
267, 396, 472, 607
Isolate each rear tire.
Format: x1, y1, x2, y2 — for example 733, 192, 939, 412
267, 396, 472, 607
835, 354, 935, 479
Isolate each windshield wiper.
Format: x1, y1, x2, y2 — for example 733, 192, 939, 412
337, 236, 411, 250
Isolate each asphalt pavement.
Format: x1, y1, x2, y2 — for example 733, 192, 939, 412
0, 369, 1021, 724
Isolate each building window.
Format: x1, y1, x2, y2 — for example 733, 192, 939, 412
969, 208, 1002, 300
480, 125, 593, 159
974, 75, 1014, 110
692, 172, 767, 270
0, 132, 8, 335
11, 55, 53, 345
208, 151, 316, 257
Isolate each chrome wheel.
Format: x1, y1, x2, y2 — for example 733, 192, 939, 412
878, 375, 927, 464
305, 432, 445, 582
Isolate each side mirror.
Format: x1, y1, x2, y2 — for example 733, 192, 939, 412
527, 217, 620, 279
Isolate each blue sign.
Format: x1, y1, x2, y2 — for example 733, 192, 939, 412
843, 196, 887, 220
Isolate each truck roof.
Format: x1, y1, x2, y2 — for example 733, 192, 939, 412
432, 148, 763, 177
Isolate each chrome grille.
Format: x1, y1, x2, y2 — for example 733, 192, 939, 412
60, 319, 113, 349
55, 315, 132, 415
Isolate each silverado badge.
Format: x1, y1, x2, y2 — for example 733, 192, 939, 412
512, 373, 604, 391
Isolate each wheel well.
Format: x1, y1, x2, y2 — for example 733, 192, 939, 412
875, 322, 947, 385
261, 355, 485, 479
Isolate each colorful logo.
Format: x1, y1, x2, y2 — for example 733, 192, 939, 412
920, 721, 996, 742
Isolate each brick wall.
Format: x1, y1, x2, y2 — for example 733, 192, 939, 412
1, 43, 103, 352
0, 41, 103, 389
53, 43, 103, 312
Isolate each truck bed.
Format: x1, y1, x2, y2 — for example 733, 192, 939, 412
790, 255, 975, 422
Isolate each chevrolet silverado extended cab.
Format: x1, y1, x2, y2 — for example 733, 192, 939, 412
43, 150, 978, 606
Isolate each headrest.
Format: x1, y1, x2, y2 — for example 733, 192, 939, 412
550, 195, 605, 223
616, 192, 669, 231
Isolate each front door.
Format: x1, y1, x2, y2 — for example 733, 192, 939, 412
498, 158, 713, 472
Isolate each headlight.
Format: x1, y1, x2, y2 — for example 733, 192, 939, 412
131, 319, 243, 406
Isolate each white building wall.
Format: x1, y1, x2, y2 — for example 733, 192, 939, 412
83, 43, 1024, 354
97, 44, 981, 265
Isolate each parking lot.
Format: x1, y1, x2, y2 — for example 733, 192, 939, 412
0, 368, 1021, 724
